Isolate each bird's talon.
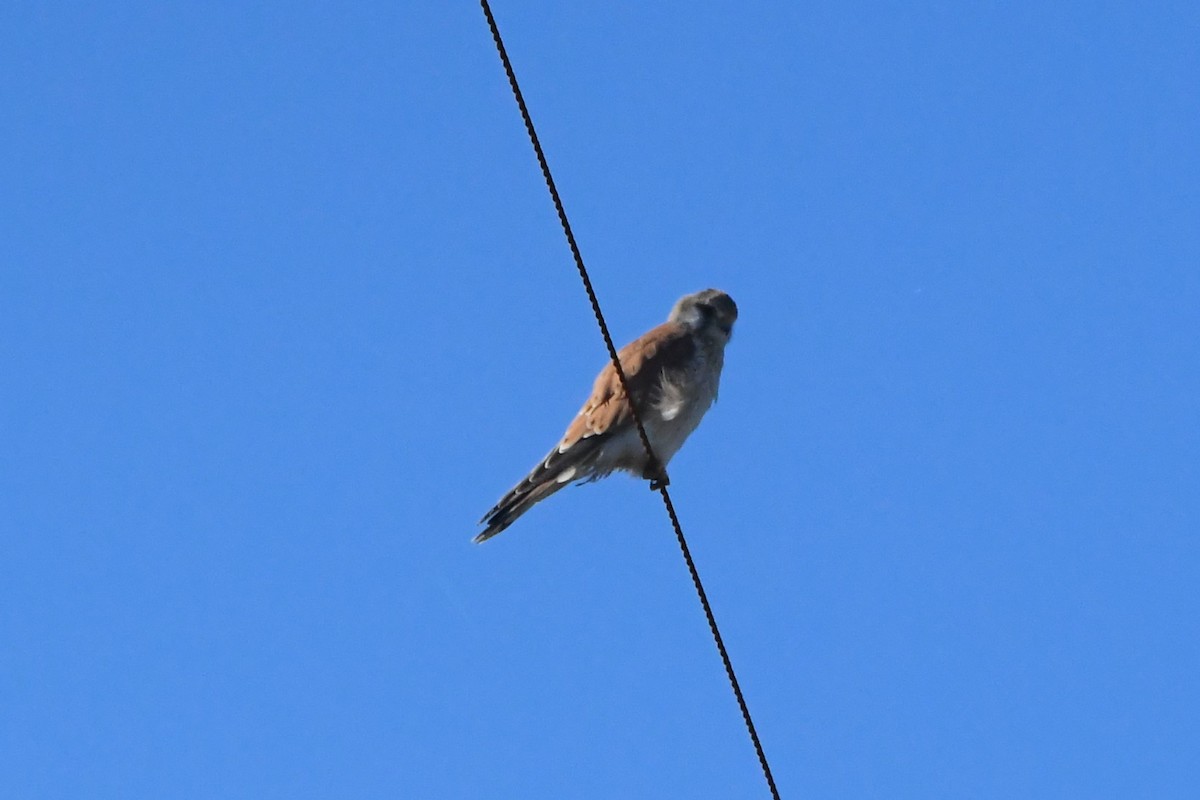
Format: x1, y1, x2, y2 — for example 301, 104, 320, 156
644, 460, 670, 490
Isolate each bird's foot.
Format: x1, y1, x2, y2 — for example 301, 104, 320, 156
643, 458, 670, 491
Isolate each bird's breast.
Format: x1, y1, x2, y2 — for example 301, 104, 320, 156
647, 348, 724, 463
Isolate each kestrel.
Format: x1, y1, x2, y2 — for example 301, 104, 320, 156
475, 288, 738, 543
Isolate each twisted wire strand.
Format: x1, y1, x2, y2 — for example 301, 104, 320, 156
479, 3, 781, 797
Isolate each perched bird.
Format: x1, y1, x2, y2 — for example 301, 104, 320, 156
475, 288, 738, 543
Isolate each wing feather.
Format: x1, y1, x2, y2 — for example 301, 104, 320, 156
559, 321, 695, 449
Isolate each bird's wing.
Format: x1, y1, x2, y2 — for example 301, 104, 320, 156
559, 321, 695, 449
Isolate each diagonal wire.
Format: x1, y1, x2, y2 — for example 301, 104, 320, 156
478, 3, 781, 798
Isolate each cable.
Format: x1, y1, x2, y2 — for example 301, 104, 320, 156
478, 3, 781, 798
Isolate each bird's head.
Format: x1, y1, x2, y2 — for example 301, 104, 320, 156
669, 288, 738, 343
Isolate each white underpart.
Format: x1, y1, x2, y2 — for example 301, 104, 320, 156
648, 359, 720, 464
646, 393, 713, 464
658, 373, 688, 422
659, 396, 684, 421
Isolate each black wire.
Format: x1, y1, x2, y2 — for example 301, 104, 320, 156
478, 3, 781, 798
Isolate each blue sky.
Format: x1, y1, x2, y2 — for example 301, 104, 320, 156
3, 2, 1198, 797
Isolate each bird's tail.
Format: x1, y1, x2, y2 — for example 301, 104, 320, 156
474, 478, 567, 543
474, 439, 604, 543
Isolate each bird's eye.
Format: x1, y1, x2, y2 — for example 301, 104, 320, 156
696, 302, 715, 317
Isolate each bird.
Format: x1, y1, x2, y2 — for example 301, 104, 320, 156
474, 288, 738, 543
